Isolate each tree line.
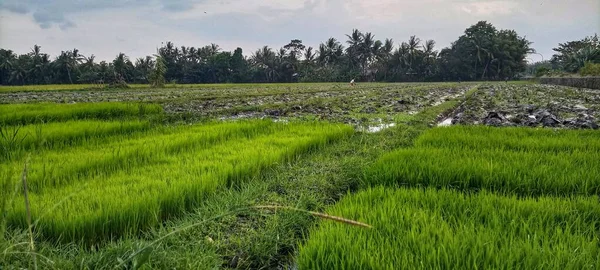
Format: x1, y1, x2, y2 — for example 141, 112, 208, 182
527, 34, 600, 77
1, 21, 593, 86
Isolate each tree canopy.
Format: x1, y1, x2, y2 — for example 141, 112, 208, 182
0, 21, 542, 85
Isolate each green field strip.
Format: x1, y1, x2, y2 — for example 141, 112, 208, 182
1, 120, 277, 193
298, 187, 600, 269
0, 102, 162, 125
6, 122, 352, 243
365, 126, 600, 196
1, 120, 152, 160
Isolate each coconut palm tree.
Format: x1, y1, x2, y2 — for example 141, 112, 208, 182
0, 49, 16, 84
251, 46, 277, 82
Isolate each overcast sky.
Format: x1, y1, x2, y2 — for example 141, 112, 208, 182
0, 0, 598, 63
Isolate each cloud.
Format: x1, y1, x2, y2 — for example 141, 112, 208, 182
0, 0, 598, 65
1, 2, 29, 13
162, 0, 196, 12
0, 0, 147, 29
458, 1, 522, 16
32, 10, 76, 30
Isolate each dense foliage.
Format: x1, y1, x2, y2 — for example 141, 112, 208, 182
0, 21, 534, 85
528, 34, 600, 77
550, 34, 600, 73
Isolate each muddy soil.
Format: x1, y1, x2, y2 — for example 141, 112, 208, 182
1, 83, 470, 128
448, 84, 600, 129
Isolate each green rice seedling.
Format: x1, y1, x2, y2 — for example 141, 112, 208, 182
0, 120, 151, 162
298, 187, 600, 270
416, 126, 600, 154
0, 125, 26, 161
0, 120, 277, 192
366, 126, 600, 196
0, 102, 162, 125
4, 121, 352, 243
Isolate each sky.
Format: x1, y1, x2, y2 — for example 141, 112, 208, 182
0, 0, 598, 63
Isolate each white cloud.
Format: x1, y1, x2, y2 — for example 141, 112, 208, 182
0, 0, 598, 64
457, 1, 522, 16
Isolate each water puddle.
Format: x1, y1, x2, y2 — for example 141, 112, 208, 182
359, 122, 396, 133
437, 118, 453, 127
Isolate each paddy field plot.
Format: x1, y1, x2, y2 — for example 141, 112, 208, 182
0, 102, 162, 125
300, 125, 600, 269
366, 126, 600, 196
298, 187, 600, 270
1, 102, 352, 244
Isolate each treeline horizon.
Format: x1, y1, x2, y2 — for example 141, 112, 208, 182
0, 21, 597, 86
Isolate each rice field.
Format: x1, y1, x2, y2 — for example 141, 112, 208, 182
365, 126, 600, 196
2, 83, 600, 268
0, 120, 151, 161
1, 101, 352, 244
0, 102, 162, 125
300, 125, 600, 269
298, 187, 600, 269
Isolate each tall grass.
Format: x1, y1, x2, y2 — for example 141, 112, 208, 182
0, 102, 162, 125
3, 121, 352, 243
298, 187, 600, 269
366, 126, 600, 196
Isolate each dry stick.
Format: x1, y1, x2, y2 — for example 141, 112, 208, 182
253, 205, 373, 229
22, 158, 38, 270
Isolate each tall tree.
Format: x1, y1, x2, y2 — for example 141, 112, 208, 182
551, 34, 600, 72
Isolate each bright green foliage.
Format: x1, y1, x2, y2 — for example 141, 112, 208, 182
298, 187, 600, 269
3, 120, 352, 243
0, 120, 150, 161
366, 126, 600, 196
2, 121, 276, 192
0, 102, 162, 125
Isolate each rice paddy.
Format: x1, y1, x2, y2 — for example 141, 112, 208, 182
300, 124, 600, 269
2, 82, 599, 268
298, 187, 600, 269
0, 102, 162, 125
1, 102, 351, 243
365, 126, 600, 196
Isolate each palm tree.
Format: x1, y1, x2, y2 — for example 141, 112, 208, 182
407, 36, 421, 74
112, 53, 130, 82
346, 29, 364, 70
304, 47, 315, 63
0, 49, 16, 84
251, 46, 277, 82
422, 40, 437, 76
381, 39, 394, 60
346, 29, 363, 47
318, 38, 344, 66
54, 51, 74, 84
135, 56, 155, 83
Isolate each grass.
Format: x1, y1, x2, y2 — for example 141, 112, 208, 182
1, 121, 276, 192
0, 102, 162, 125
0, 95, 460, 268
1, 83, 475, 268
3, 120, 352, 243
0, 120, 151, 161
298, 187, 600, 270
365, 126, 600, 196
